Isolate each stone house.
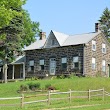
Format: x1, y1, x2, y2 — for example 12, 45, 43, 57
24, 23, 110, 78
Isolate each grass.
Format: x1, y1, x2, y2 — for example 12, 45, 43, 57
0, 77, 110, 109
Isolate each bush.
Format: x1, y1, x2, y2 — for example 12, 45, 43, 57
28, 83, 40, 91
20, 84, 28, 92
57, 75, 65, 79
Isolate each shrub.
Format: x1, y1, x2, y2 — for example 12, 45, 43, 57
28, 83, 40, 91
20, 84, 28, 92
57, 75, 65, 79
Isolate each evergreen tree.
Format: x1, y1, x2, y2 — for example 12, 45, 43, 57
99, 7, 110, 39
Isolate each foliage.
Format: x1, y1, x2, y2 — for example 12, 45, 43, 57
45, 84, 51, 89
28, 83, 40, 90
19, 84, 28, 92
0, 0, 40, 83
0, 78, 110, 109
99, 7, 110, 39
0, 0, 26, 28
45, 84, 56, 90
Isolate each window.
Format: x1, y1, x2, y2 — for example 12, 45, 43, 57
92, 40, 96, 51
28, 60, 34, 72
39, 59, 44, 70
102, 60, 106, 72
92, 58, 96, 69
73, 56, 79, 68
51, 39, 55, 45
61, 57, 67, 69
102, 43, 106, 53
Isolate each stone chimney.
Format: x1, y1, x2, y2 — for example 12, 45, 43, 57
95, 23, 100, 32
39, 32, 46, 40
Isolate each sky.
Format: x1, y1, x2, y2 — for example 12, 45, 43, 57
23, 0, 110, 36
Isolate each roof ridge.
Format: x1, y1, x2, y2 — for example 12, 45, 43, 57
69, 32, 97, 36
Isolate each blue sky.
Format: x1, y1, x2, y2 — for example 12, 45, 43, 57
23, 0, 110, 36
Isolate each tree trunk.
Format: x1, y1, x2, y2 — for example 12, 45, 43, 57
3, 61, 8, 83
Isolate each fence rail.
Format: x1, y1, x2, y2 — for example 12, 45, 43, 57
0, 88, 109, 108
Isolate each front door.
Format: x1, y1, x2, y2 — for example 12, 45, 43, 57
50, 58, 56, 75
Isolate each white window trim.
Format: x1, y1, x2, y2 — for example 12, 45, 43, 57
92, 40, 96, 51
102, 43, 106, 53
102, 60, 106, 72
73, 56, 79, 68
92, 57, 96, 70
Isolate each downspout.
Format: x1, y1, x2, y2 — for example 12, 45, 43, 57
83, 44, 85, 76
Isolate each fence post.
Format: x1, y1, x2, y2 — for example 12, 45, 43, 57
69, 89, 72, 103
88, 89, 90, 101
102, 88, 104, 101
21, 94, 24, 108
48, 91, 50, 105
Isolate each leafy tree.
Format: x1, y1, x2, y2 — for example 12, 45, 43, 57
0, 0, 40, 83
99, 7, 110, 39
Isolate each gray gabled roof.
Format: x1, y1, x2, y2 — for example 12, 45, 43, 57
24, 30, 101, 51
24, 39, 46, 51
62, 32, 100, 46
52, 31, 69, 45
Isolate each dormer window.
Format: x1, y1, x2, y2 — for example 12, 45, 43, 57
102, 43, 106, 53
92, 40, 96, 51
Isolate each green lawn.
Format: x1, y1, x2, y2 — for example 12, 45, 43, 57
0, 77, 110, 110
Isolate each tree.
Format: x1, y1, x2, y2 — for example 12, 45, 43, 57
0, 0, 40, 83
99, 7, 110, 39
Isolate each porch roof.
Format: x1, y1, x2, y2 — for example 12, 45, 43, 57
11, 55, 25, 65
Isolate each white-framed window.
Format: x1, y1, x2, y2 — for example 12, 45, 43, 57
28, 60, 34, 72
92, 40, 96, 51
61, 57, 67, 69
73, 56, 79, 68
102, 43, 106, 53
102, 60, 106, 72
92, 57, 96, 70
39, 59, 44, 70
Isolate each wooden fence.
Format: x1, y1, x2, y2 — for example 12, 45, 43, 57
0, 88, 109, 108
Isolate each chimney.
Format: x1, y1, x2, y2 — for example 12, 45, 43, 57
39, 32, 46, 40
95, 23, 100, 32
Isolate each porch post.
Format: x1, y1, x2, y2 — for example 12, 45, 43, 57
12, 65, 15, 79
23, 63, 25, 79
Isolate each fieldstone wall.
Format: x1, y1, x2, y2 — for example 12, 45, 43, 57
25, 45, 84, 77
84, 33, 110, 77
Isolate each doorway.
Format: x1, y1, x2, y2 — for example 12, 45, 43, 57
50, 58, 56, 75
